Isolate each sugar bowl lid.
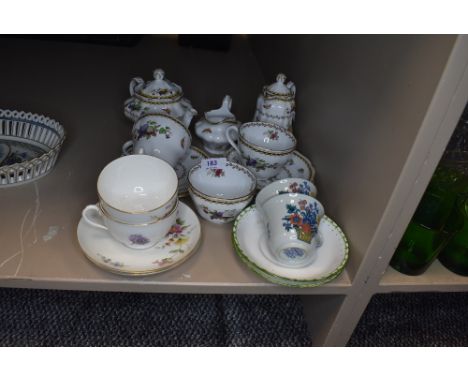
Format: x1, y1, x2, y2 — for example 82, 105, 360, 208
264, 73, 296, 99
136, 69, 183, 100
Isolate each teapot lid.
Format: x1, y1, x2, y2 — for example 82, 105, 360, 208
204, 95, 237, 123
138, 69, 183, 100
264, 73, 295, 99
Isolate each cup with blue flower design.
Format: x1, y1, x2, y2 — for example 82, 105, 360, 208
255, 178, 318, 218
82, 201, 178, 250
260, 193, 324, 268
225, 122, 296, 180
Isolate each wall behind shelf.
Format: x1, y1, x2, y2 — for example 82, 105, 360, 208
249, 35, 457, 280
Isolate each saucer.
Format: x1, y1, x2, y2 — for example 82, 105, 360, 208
232, 206, 348, 287
122, 144, 207, 198
77, 201, 201, 276
226, 148, 316, 188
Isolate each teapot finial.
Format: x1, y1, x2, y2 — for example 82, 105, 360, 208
153, 68, 165, 80
276, 73, 287, 83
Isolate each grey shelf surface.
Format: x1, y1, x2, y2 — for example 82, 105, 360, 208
0, 35, 351, 295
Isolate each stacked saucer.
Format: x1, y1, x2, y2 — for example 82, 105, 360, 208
78, 155, 201, 276
232, 178, 348, 287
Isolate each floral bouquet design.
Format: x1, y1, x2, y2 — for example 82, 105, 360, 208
282, 199, 321, 243
134, 120, 172, 140
279, 181, 313, 196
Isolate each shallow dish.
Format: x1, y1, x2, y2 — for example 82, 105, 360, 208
77, 201, 201, 276
0, 109, 65, 186
232, 205, 348, 287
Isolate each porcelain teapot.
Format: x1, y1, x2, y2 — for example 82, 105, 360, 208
253, 73, 295, 131
195, 95, 240, 155
124, 68, 197, 128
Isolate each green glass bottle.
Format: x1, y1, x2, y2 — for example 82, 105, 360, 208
390, 105, 468, 276
439, 195, 468, 275
390, 165, 462, 275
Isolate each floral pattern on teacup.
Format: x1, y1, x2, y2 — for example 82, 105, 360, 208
133, 120, 172, 140
245, 156, 281, 171
201, 205, 237, 221
129, 234, 150, 245
279, 181, 314, 196
282, 200, 321, 243
282, 247, 306, 260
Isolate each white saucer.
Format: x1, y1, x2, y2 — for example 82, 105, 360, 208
122, 144, 207, 198
226, 148, 316, 188
232, 206, 348, 287
77, 202, 201, 276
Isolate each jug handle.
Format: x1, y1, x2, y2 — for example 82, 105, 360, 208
226, 125, 241, 156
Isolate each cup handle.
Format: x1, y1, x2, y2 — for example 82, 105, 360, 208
122, 140, 133, 156
225, 125, 241, 156
82, 205, 108, 231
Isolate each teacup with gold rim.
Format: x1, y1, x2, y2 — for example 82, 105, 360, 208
225, 122, 296, 180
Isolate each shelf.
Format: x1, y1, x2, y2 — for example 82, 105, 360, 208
0, 178, 351, 294
0, 36, 351, 295
379, 260, 468, 293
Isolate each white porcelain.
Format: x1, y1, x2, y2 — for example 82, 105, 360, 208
121, 144, 208, 198
253, 73, 295, 131
232, 206, 348, 287
0, 109, 66, 187
227, 148, 316, 187
256, 178, 317, 217
77, 202, 201, 276
226, 122, 296, 179
261, 194, 324, 268
188, 160, 256, 224
82, 201, 178, 250
195, 95, 240, 155
123, 113, 192, 167
97, 155, 178, 224
124, 68, 197, 128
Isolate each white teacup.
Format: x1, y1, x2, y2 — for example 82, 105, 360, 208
225, 122, 296, 179
256, 178, 317, 216
261, 193, 324, 268
82, 201, 178, 249
122, 113, 192, 167
95, 155, 178, 224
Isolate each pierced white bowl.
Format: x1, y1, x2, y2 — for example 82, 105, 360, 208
0, 109, 66, 187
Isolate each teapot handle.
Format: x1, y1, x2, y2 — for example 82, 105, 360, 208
225, 125, 241, 156
287, 81, 296, 96
129, 77, 144, 96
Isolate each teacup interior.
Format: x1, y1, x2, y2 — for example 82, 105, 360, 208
98, 155, 178, 212
241, 123, 295, 151
190, 162, 255, 199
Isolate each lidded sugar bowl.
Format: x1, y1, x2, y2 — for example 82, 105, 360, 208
195, 95, 240, 156
253, 73, 295, 131
124, 68, 198, 128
